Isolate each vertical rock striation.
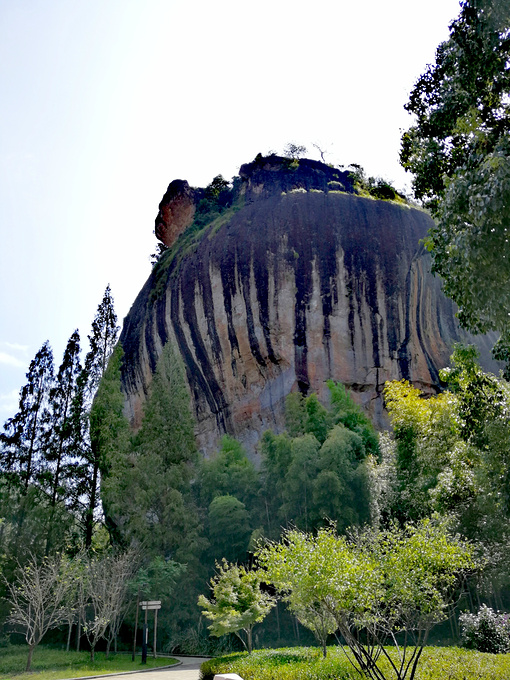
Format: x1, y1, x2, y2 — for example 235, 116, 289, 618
120, 157, 498, 459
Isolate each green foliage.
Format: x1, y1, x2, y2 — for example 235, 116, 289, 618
401, 1, 510, 359
0, 646, 175, 680
104, 340, 201, 558
198, 560, 276, 654
346, 165, 405, 203
260, 384, 376, 537
304, 394, 329, 445
101, 340, 205, 636
149, 176, 242, 303
129, 554, 184, 602
383, 378, 458, 521
285, 393, 306, 438
89, 344, 130, 478
208, 496, 252, 564
258, 520, 474, 680
201, 646, 510, 680
199, 436, 259, 510
327, 380, 379, 457
383, 346, 510, 538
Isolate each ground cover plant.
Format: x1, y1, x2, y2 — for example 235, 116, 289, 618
200, 646, 510, 680
0, 645, 177, 680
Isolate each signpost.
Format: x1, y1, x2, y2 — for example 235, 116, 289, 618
140, 601, 161, 662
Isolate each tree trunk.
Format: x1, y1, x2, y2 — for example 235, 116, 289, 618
85, 457, 99, 548
90, 644, 95, 664
132, 589, 140, 661
67, 622, 73, 652
26, 643, 36, 672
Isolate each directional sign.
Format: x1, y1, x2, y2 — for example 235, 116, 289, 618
141, 600, 161, 610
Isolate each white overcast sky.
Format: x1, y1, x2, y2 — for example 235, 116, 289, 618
0, 0, 461, 419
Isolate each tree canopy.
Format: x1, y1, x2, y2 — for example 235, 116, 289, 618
400, 0, 510, 360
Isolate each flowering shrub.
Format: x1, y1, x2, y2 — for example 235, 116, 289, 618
460, 605, 510, 653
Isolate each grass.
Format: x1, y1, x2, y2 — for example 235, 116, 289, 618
200, 645, 510, 680
0, 645, 177, 680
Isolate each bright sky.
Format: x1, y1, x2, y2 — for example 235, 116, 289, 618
0, 0, 461, 419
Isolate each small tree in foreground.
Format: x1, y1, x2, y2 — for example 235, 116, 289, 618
6, 554, 74, 672
258, 519, 474, 680
198, 560, 276, 654
81, 550, 137, 662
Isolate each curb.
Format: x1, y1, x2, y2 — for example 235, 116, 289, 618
59, 660, 183, 680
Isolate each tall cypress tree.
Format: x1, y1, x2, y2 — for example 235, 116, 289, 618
79, 285, 119, 548
42, 330, 82, 553
0, 342, 54, 493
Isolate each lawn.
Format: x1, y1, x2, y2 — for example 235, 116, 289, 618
200, 645, 510, 680
0, 646, 178, 680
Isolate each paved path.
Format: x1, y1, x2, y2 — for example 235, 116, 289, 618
95, 656, 205, 680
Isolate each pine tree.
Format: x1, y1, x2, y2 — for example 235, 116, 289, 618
42, 330, 82, 553
0, 342, 54, 493
83, 285, 119, 399
78, 285, 119, 548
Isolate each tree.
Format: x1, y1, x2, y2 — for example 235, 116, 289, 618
198, 436, 259, 512
383, 346, 510, 538
129, 555, 185, 661
89, 343, 130, 544
383, 379, 458, 522
6, 553, 74, 671
42, 330, 82, 553
400, 0, 510, 359
80, 550, 137, 662
198, 560, 276, 654
0, 342, 54, 494
83, 285, 119, 399
283, 143, 307, 160
79, 285, 119, 548
208, 495, 251, 564
102, 340, 206, 633
258, 520, 474, 680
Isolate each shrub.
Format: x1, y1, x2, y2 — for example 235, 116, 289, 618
460, 605, 510, 653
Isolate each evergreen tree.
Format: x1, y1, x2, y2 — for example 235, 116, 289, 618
89, 344, 130, 545
42, 330, 82, 553
83, 285, 119, 400
102, 340, 206, 633
198, 436, 259, 512
0, 342, 54, 493
79, 285, 119, 548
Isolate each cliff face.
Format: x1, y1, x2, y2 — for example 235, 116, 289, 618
120, 157, 498, 459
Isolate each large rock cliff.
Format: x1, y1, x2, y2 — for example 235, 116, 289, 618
119, 156, 498, 459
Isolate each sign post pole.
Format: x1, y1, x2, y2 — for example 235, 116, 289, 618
153, 608, 158, 658
139, 600, 162, 664
142, 607, 148, 664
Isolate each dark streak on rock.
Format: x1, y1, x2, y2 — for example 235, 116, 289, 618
219, 231, 241, 376
170, 276, 227, 430
238, 240, 266, 368
179, 258, 230, 429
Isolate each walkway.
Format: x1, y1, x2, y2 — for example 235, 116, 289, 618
92, 656, 204, 680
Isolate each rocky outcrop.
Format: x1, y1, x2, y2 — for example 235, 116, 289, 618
155, 179, 196, 248
120, 156, 498, 460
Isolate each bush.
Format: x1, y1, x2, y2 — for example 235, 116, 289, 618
460, 605, 510, 653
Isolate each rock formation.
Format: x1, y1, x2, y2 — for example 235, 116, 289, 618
119, 155, 498, 459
